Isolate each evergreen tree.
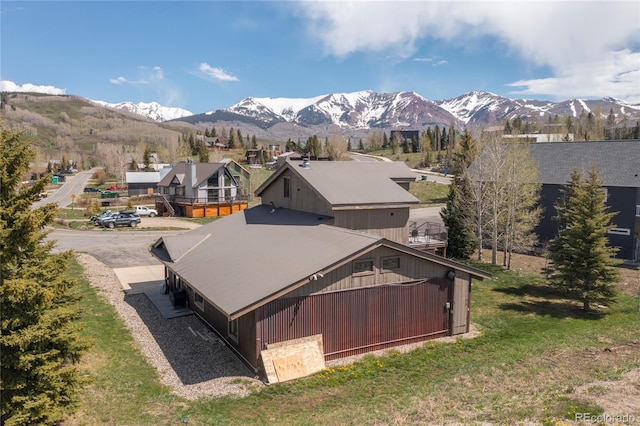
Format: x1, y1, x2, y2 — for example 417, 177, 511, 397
228, 127, 236, 149
358, 139, 365, 151
389, 133, 398, 154
142, 145, 152, 171
197, 140, 209, 162
547, 166, 620, 312
1, 128, 89, 425
440, 176, 476, 259
251, 135, 258, 149
382, 132, 388, 148
347, 139, 352, 151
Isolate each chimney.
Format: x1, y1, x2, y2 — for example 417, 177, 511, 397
185, 158, 197, 198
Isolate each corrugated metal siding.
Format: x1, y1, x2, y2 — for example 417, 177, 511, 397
257, 279, 450, 360
333, 208, 410, 244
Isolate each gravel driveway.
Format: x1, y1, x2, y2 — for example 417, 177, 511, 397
76, 253, 264, 399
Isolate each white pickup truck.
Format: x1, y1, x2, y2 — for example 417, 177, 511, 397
134, 205, 158, 217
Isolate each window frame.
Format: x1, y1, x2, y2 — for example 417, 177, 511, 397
283, 176, 290, 199
228, 318, 239, 341
194, 291, 205, 310
353, 259, 374, 276
381, 256, 401, 272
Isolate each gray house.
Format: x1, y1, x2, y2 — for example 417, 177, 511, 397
528, 141, 640, 260
151, 160, 490, 379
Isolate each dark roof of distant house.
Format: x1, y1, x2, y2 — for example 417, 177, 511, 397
527, 140, 640, 187
255, 160, 420, 207
151, 204, 490, 319
156, 162, 225, 188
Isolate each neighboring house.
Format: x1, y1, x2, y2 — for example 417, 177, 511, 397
155, 160, 249, 218
256, 160, 421, 245
528, 140, 640, 261
126, 171, 161, 196
151, 160, 488, 380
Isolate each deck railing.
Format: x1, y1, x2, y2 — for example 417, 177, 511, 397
408, 221, 448, 248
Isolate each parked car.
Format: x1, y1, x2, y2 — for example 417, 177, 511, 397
106, 184, 128, 191
134, 205, 158, 217
91, 210, 115, 225
100, 190, 119, 199
100, 211, 141, 229
84, 187, 101, 193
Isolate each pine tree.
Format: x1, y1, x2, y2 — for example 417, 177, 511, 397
440, 176, 476, 259
547, 166, 620, 312
1, 127, 89, 425
143, 145, 152, 171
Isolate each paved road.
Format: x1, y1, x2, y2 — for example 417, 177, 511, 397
33, 169, 95, 209
49, 228, 173, 268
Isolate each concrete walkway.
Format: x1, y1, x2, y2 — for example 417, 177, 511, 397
113, 264, 192, 319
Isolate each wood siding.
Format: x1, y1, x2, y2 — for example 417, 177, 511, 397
183, 201, 248, 218
451, 272, 470, 335
259, 170, 332, 216
287, 245, 449, 297
333, 208, 409, 244
257, 279, 450, 360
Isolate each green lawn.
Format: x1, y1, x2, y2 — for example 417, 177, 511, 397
409, 180, 449, 206
65, 257, 640, 425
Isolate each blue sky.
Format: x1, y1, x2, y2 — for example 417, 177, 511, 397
2, 1, 639, 114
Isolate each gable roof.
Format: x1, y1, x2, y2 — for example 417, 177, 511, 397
527, 140, 640, 187
156, 162, 226, 188
126, 171, 161, 184
255, 160, 419, 207
151, 204, 491, 319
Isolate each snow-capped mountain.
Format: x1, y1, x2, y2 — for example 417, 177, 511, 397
92, 100, 192, 122
183, 90, 457, 130
94, 90, 639, 133
435, 91, 640, 126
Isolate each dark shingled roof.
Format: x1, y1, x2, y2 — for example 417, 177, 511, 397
157, 162, 225, 188
527, 140, 640, 187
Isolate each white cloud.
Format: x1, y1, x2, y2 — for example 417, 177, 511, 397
0, 80, 66, 95
108, 66, 185, 107
293, 1, 640, 101
199, 63, 239, 82
507, 50, 640, 103
109, 76, 131, 85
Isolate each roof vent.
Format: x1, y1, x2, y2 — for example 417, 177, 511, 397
300, 158, 310, 169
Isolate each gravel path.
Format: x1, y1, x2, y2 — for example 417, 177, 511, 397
76, 253, 264, 400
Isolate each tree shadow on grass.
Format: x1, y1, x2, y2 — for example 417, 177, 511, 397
498, 300, 605, 320
494, 282, 606, 319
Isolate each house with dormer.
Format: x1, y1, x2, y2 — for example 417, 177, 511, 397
154, 159, 249, 218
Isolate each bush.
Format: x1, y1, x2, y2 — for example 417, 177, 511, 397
92, 169, 108, 185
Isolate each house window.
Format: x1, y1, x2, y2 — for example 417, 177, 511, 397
194, 292, 204, 310
283, 176, 290, 199
228, 319, 239, 340
353, 259, 374, 275
608, 228, 630, 236
381, 256, 400, 272
162, 187, 169, 194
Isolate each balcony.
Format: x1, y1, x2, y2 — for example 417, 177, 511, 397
408, 221, 448, 255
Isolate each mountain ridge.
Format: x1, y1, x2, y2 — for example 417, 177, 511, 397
175, 90, 640, 133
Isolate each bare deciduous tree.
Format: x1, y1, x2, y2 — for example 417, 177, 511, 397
325, 134, 347, 160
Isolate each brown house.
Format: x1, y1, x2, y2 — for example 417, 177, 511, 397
151, 160, 490, 380
155, 159, 249, 218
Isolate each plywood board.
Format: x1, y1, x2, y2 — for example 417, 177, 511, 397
260, 334, 325, 384
273, 355, 306, 383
